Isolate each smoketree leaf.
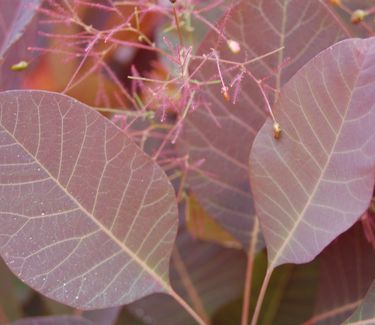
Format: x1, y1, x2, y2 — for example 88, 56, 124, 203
83, 308, 121, 325
0, 0, 41, 59
185, 194, 242, 249
0, 90, 178, 309
249, 37, 375, 268
0, 0, 41, 90
305, 220, 375, 324
212, 251, 318, 325
178, 0, 348, 248
122, 226, 246, 325
344, 280, 375, 325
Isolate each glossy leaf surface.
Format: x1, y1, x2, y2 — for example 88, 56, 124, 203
250, 37, 375, 267
178, 0, 348, 248
0, 90, 178, 309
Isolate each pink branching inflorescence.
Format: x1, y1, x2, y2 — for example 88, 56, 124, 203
33, 0, 283, 196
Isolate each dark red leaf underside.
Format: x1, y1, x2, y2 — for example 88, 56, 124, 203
344, 280, 375, 324
309, 221, 375, 324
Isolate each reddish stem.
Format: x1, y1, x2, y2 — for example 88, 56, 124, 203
241, 218, 260, 325
250, 268, 273, 325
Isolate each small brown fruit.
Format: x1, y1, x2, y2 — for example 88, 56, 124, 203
351, 9, 368, 24
273, 122, 282, 140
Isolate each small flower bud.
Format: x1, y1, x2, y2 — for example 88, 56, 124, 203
351, 9, 368, 24
10, 60, 29, 71
273, 122, 281, 139
227, 39, 240, 54
221, 86, 230, 101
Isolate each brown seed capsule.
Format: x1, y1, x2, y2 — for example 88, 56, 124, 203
170, 0, 177, 3
351, 9, 368, 24
221, 86, 230, 102
273, 122, 281, 139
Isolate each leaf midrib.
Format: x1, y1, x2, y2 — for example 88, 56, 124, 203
270, 44, 366, 268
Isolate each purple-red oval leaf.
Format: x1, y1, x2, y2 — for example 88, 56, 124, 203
0, 90, 178, 309
250, 37, 375, 268
178, 0, 349, 248
307, 220, 375, 324
344, 280, 375, 324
